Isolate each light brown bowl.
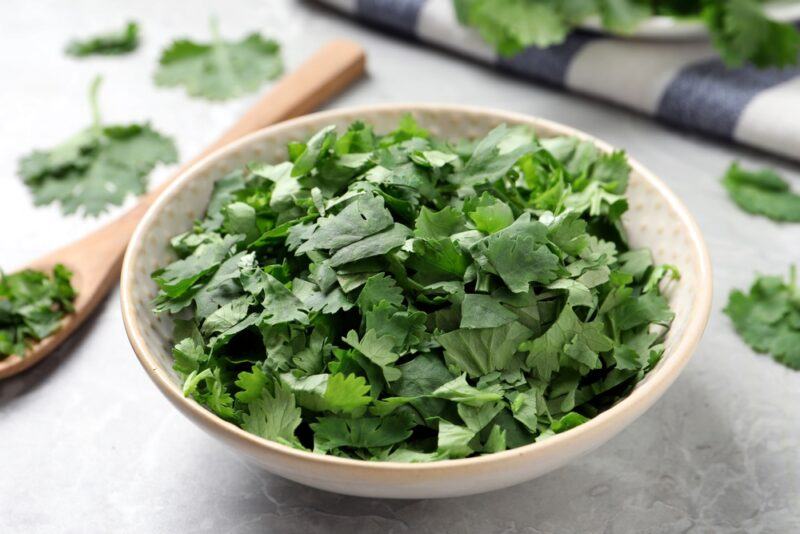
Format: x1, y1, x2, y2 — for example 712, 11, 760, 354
121, 104, 712, 498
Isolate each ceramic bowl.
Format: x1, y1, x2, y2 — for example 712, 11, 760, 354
121, 104, 712, 499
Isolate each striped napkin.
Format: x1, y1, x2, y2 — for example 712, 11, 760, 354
319, 0, 800, 161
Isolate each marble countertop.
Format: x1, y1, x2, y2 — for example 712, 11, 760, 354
1, 1, 798, 532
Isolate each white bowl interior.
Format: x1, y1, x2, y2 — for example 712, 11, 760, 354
123, 106, 707, 498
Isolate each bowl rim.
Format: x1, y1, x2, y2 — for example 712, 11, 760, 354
121, 103, 713, 472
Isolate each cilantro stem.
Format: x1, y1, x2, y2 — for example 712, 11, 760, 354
207, 16, 240, 95
609, 316, 620, 344
88, 75, 103, 132
209, 15, 222, 44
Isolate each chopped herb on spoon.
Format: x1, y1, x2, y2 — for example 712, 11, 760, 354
0, 264, 76, 359
152, 117, 678, 461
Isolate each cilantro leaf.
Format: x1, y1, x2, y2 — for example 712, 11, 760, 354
328, 223, 410, 267
458, 401, 505, 433
311, 415, 414, 453
722, 163, 800, 222
725, 267, 800, 370
430, 374, 503, 406
456, 124, 536, 186
455, 0, 568, 54
261, 274, 309, 325
235, 365, 268, 403
155, 18, 282, 100
438, 322, 533, 377
323, 373, 373, 413
414, 206, 468, 239
551, 412, 590, 433
152, 234, 239, 299
242, 382, 303, 447
292, 278, 353, 315
356, 273, 404, 312
344, 329, 402, 383
297, 193, 394, 253
18, 77, 177, 216
65, 21, 140, 57
484, 234, 561, 293
610, 292, 674, 330
460, 293, 518, 329
282, 372, 373, 414
524, 303, 581, 381
437, 420, 477, 459
469, 197, 514, 234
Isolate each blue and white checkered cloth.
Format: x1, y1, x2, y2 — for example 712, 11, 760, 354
320, 0, 800, 161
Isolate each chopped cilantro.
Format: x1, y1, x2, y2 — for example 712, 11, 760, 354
152, 117, 678, 461
17, 76, 178, 217
725, 267, 800, 370
722, 163, 800, 222
65, 21, 140, 57
0, 264, 77, 359
154, 18, 283, 101
454, 0, 800, 68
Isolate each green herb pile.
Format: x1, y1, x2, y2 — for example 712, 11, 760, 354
722, 163, 800, 222
0, 265, 76, 359
151, 117, 677, 461
17, 77, 178, 217
725, 267, 800, 370
65, 21, 140, 57
154, 18, 283, 101
454, 0, 800, 68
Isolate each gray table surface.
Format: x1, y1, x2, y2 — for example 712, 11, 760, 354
1, 1, 798, 532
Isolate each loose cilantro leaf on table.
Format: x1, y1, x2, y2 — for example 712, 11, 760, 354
704, 0, 800, 69
17, 77, 178, 217
725, 267, 800, 370
65, 21, 140, 57
454, 0, 799, 69
152, 116, 678, 461
154, 18, 283, 101
0, 264, 76, 359
722, 163, 800, 222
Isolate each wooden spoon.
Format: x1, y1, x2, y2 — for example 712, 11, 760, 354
0, 39, 366, 379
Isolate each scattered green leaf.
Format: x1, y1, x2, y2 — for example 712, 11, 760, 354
65, 21, 140, 57
17, 77, 177, 216
725, 267, 800, 370
155, 18, 283, 100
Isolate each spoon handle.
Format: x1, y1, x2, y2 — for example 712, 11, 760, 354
0, 40, 366, 379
